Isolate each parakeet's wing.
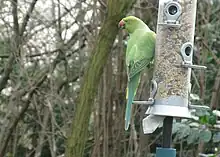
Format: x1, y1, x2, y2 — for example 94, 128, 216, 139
124, 30, 156, 130
128, 57, 152, 79
127, 31, 156, 79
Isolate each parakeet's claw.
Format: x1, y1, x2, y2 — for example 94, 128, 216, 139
148, 98, 154, 101
147, 98, 155, 105
150, 60, 154, 65
123, 40, 128, 46
151, 80, 158, 98
146, 59, 154, 68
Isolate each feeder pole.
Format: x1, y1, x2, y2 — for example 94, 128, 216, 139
162, 116, 173, 148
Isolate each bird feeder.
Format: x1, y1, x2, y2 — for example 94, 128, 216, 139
144, 0, 206, 118
131, 0, 208, 156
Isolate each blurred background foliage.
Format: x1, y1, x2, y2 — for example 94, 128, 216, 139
0, 0, 219, 157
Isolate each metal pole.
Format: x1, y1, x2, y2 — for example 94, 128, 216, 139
156, 117, 176, 157
162, 117, 173, 148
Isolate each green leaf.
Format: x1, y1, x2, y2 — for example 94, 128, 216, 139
172, 123, 183, 134
212, 132, 220, 143
207, 57, 213, 63
190, 93, 200, 100
208, 114, 217, 126
199, 129, 212, 142
173, 123, 190, 141
187, 128, 199, 144
199, 115, 209, 124
213, 110, 220, 117
189, 122, 200, 128
195, 108, 210, 117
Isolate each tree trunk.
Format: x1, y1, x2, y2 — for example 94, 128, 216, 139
65, 0, 136, 157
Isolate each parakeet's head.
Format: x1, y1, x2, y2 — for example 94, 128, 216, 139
118, 16, 148, 33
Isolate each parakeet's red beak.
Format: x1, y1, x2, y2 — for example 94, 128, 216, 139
118, 20, 125, 29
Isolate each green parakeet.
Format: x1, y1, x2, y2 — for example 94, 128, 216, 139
118, 16, 156, 130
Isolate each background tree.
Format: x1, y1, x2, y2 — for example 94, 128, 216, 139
65, 0, 136, 157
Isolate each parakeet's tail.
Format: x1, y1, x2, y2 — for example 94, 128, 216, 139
125, 72, 141, 130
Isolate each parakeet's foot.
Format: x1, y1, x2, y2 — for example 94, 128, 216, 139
146, 60, 154, 68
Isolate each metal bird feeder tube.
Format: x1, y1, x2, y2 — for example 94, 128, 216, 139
148, 0, 198, 157
129, 0, 204, 156
146, 0, 198, 118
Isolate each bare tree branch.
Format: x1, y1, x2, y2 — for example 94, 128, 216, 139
34, 106, 50, 157
0, 48, 69, 156
0, 55, 14, 91
20, 0, 38, 36
12, 0, 19, 37
65, 0, 136, 156
210, 67, 220, 109
202, 40, 220, 65
0, 72, 47, 157
0, 0, 19, 92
